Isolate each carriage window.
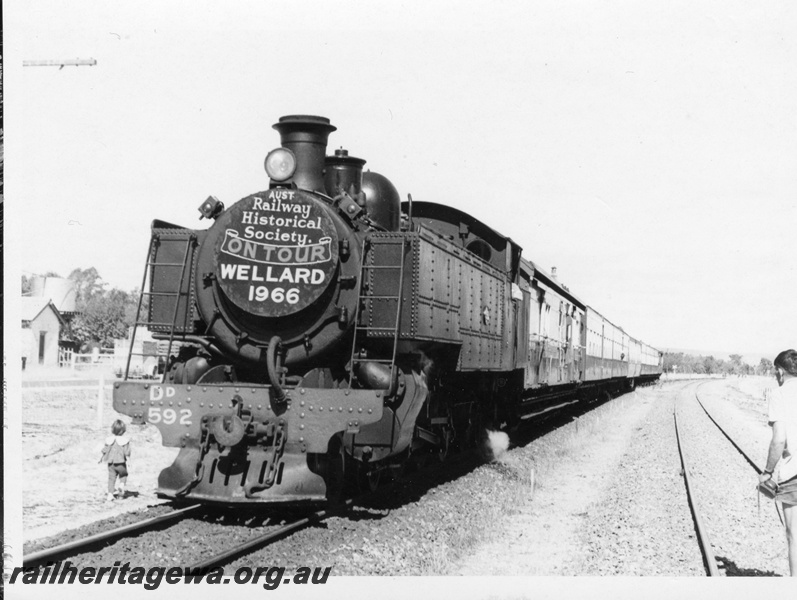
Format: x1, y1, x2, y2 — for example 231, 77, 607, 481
540, 303, 551, 337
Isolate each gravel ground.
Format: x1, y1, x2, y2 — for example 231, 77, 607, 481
679, 379, 785, 575
576, 381, 706, 575
460, 377, 790, 577
21, 384, 175, 540
20, 376, 791, 579
23, 451, 531, 574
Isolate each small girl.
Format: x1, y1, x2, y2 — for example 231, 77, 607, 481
100, 419, 132, 502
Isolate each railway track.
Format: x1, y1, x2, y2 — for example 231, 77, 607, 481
24, 485, 387, 572
23, 504, 339, 572
23, 504, 203, 568
186, 500, 353, 570
673, 381, 767, 577
22, 384, 663, 574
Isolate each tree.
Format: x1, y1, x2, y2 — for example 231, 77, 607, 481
64, 268, 140, 348
663, 352, 684, 373
703, 355, 721, 375
729, 354, 743, 373
70, 287, 138, 347
68, 267, 106, 309
758, 358, 774, 376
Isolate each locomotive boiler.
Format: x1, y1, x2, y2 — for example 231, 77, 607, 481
113, 114, 662, 505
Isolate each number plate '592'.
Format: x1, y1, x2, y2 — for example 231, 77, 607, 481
148, 407, 192, 425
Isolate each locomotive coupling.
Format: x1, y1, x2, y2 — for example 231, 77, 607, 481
207, 414, 246, 447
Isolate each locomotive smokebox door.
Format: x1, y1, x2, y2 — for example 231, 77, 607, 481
213, 191, 340, 317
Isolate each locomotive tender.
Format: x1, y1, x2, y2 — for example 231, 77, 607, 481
113, 115, 662, 505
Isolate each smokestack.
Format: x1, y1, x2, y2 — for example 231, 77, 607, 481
272, 115, 336, 192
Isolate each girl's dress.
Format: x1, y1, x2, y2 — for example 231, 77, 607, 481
100, 435, 131, 498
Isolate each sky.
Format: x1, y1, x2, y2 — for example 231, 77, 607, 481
5, 0, 797, 360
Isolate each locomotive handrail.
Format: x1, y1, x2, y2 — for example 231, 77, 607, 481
267, 335, 287, 403
125, 234, 195, 382
348, 236, 407, 397
162, 236, 195, 380
125, 239, 158, 380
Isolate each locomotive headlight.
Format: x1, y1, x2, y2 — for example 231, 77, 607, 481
264, 147, 297, 182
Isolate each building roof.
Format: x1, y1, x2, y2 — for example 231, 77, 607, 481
21, 297, 66, 326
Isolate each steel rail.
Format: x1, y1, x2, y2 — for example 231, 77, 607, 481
694, 387, 763, 474
673, 390, 721, 577
186, 500, 353, 571
24, 504, 202, 567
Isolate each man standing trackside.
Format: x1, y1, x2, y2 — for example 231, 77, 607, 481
759, 349, 797, 576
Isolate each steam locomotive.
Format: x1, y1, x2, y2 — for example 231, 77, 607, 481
113, 115, 662, 505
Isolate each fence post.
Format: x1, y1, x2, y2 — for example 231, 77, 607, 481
97, 372, 105, 429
